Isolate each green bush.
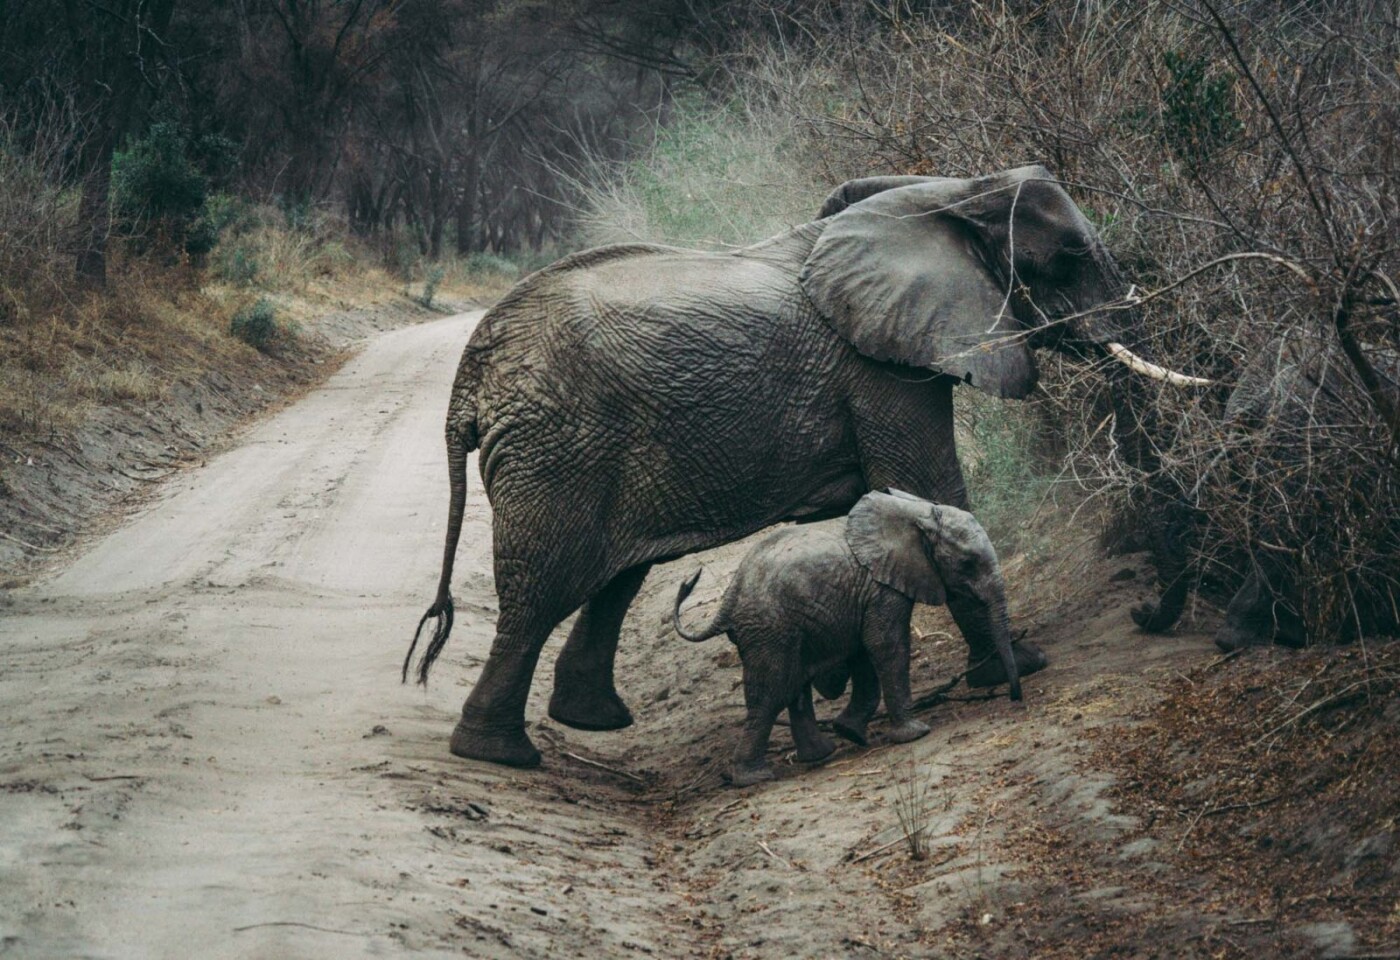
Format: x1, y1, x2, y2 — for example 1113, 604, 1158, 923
112, 124, 241, 256
112, 122, 208, 226
215, 243, 260, 284
1161, 50, 1242, 165
958, 394, 1053, 557
229, 298, 280, 351
417, 265, 445, 308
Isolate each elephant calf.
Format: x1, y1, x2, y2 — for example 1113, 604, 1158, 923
672, 490, 1022, 786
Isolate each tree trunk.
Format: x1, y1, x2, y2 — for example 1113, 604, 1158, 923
75, 139, 115, 288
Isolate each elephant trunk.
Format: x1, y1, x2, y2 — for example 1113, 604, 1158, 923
672, 569, 728, 642
403, 432, 469, 685
991, 605, 1022, 702
954, 581, 1022, 701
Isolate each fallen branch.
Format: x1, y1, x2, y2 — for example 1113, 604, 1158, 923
756, 838, 791, 868
562, 751, 647, 785
849, 827, 926, 864
0, 531, 61, 552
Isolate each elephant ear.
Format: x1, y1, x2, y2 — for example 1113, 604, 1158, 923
845, 491, 946, 605
800, 171, 1038, 399
816, 176, 946, 219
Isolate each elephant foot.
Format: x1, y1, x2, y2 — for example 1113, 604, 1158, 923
967, 640, 1047, 689
728, 761, 775, 788
1213, 625, 1279, 654
449, 712, 542, 768
795, 733, 837, 765
886, 718, 931, 744
831, 715, 869, 747
548, 682, 634, 732
1131, 601, 1177, 634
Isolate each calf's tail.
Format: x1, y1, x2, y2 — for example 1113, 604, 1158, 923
672, 569, 729, 643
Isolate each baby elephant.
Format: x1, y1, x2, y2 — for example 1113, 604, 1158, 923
673, 490, 1021, 786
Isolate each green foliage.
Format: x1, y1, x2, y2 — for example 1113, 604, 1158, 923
1161, 50, 1243, 165
229, 298, 280, 351
959, 395, 1053, 557
388, 239, 421, 281
278, 194, 314, 232
112, 124, 242, 257
417, 265, 445, 308
112, 122, 208, 226
579, 92, 820, 249
462, 251, 523, 279
215, 243, 261, 284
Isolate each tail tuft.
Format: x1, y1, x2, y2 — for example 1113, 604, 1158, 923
403, 594, 455, 686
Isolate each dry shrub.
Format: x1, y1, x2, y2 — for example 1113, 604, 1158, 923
707, 0, 1399, 643
0, 114, 79, 326
1097, 644, 1400, 942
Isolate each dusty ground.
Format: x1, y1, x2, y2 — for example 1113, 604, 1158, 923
1, 310, 1395, 958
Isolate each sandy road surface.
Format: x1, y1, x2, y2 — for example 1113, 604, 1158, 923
0, 311, 684, 959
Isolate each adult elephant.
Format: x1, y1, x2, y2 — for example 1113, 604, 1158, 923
1134, 332, 1400, 650
406, 164, 1199, 767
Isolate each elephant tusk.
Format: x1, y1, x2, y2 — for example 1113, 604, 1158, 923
1107, 342, 1213, 387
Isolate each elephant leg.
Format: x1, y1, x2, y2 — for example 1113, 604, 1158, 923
1215, 561, 1305, 652
450, 602, 560, 768
730, 640, 788, 787
548, 564, 650, 731
832, 651, 879, 746
862, 594, 929, 745
854, 378, 1047, 684
1133, 498, 1195, 633
788, 684, 836, 764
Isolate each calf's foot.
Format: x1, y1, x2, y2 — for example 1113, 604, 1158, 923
728, 760, 775, 788
795, 732, 836, 764
831, 715, 869, 746
886, 718, 931, 744
967, 639, 1047, 688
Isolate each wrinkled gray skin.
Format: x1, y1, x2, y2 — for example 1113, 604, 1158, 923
409, 164, 1149, 769
1134, 334, 1400, 650
672, 493, 1020, 787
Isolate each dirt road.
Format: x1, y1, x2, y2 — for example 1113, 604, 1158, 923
0, 312, 689, 958
7, 309, 1354, 959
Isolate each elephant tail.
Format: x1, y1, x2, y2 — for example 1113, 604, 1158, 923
403, 424, 473, 685
673, 568, 728, 643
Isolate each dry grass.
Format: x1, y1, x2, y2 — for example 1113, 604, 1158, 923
0, 133, 400, 442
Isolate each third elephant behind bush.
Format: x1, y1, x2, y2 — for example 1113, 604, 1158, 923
1135, 333, 1400, 650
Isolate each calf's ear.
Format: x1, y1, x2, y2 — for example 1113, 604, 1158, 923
846, 492, 946, 605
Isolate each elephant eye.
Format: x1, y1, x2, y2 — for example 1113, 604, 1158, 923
1047, 250, 1079, 282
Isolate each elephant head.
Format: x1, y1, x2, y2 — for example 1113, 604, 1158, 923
846, 490, 1022, 701
807, 165, 1207, 397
